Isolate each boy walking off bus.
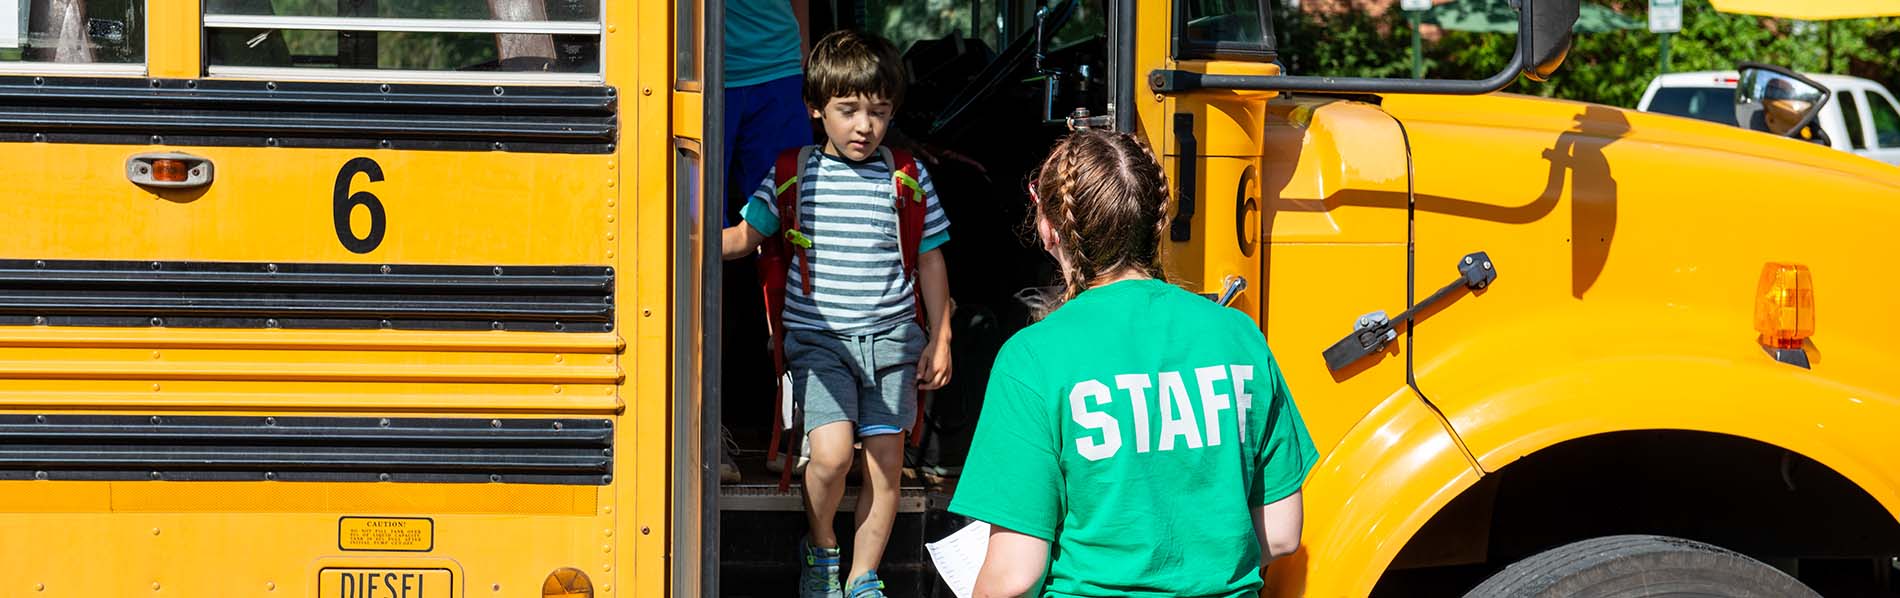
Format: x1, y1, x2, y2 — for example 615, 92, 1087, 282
721, 30, 953, 598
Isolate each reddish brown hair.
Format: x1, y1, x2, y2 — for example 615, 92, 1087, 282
1030, 129, 1172, 303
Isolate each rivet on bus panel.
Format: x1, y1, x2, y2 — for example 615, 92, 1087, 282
152, 527, 160, 536
34, 582, 44, 591
152, 384, 161, 391
266, 581, 275, 591
152, 582, 160, 591
492, 583, 501, 592
379, 473, 391, 482
606, 200, 615, 208
491, 474, 503, 482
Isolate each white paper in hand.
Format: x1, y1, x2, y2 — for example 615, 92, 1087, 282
926, 521, 991, 598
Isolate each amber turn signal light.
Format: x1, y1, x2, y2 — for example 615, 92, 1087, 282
542, 567, 593, 598
150, 159, 189, 183
1754, 263, 1815, 350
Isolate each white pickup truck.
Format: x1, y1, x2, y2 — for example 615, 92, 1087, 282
1637, 70, 1900, 166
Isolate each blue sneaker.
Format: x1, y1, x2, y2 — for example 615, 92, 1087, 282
798, 536, 843, 598
846, 572, 886, 598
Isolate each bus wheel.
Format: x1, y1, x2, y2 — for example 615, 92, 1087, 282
1463, 534, 1820, 598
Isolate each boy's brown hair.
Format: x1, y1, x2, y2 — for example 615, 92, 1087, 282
803, 30, 906, 110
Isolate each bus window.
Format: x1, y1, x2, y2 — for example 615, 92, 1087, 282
204, 0, 602, 81
2, 0, 145, 67
674, 0, 698, 86
1176, 0, 1272, 60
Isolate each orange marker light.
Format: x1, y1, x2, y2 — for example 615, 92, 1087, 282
151, 159, 188, 183
542, 567, 593, 598
1754, 263, 1815, 349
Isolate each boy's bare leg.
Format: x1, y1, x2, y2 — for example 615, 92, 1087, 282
803, 421, 857, 548
849, 433, 905, 582
853, 448, 873, 530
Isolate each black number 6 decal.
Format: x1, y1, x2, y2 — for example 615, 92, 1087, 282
333, 157, 386, 254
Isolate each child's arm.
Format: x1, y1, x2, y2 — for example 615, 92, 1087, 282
916, 248, 953, 390
720, 222, 767, 261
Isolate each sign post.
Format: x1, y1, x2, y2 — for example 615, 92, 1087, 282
1650, 0, 1682, 74
1401, 0, 1431, 78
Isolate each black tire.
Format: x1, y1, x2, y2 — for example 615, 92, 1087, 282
1463, 535, 1820, 598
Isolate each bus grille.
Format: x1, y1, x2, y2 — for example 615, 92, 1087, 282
0, 414, 613, 485
0, 259, 614, 332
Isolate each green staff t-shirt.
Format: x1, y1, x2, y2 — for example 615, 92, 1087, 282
950, 279, 1319, 598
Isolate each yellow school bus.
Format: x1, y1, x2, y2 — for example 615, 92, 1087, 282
3, 0, 1898, 597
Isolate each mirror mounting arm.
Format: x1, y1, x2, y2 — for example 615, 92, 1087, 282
1150, 51, 1527, 96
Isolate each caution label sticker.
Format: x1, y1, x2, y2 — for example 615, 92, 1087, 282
338, 517, 434, 552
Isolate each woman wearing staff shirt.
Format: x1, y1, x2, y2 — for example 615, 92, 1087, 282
949, 130, 1319, 598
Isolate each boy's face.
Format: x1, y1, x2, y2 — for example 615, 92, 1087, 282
811, 94, 893, 162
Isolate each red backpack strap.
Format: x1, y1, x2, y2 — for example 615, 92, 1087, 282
763, 146, 813, 491
882, 147, 929, 326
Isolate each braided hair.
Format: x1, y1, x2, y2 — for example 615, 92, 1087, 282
1026, 129, 1172, 315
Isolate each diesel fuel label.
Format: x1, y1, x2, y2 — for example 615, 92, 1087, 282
338, 517, 434, 552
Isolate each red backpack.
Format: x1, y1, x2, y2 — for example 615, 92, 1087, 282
761, 145, 930, 490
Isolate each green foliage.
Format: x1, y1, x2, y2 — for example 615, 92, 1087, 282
1276, 0, 1900, 108
1273, 6, 1420, 79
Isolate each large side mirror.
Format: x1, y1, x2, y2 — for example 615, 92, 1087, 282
1521, 0, 1580, 82
1150, 0, 1581, 96
1735, 62, 1830, 138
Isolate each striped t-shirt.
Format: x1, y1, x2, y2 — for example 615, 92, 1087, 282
740, 147, 951, 334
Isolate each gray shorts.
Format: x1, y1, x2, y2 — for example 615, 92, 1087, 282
786, 321, 926, 437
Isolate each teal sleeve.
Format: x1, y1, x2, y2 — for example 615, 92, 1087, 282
919, 230, 951, 254
949, 366, 1062, 541
740, 195, 779, 236
1252, 352, 1319, 505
